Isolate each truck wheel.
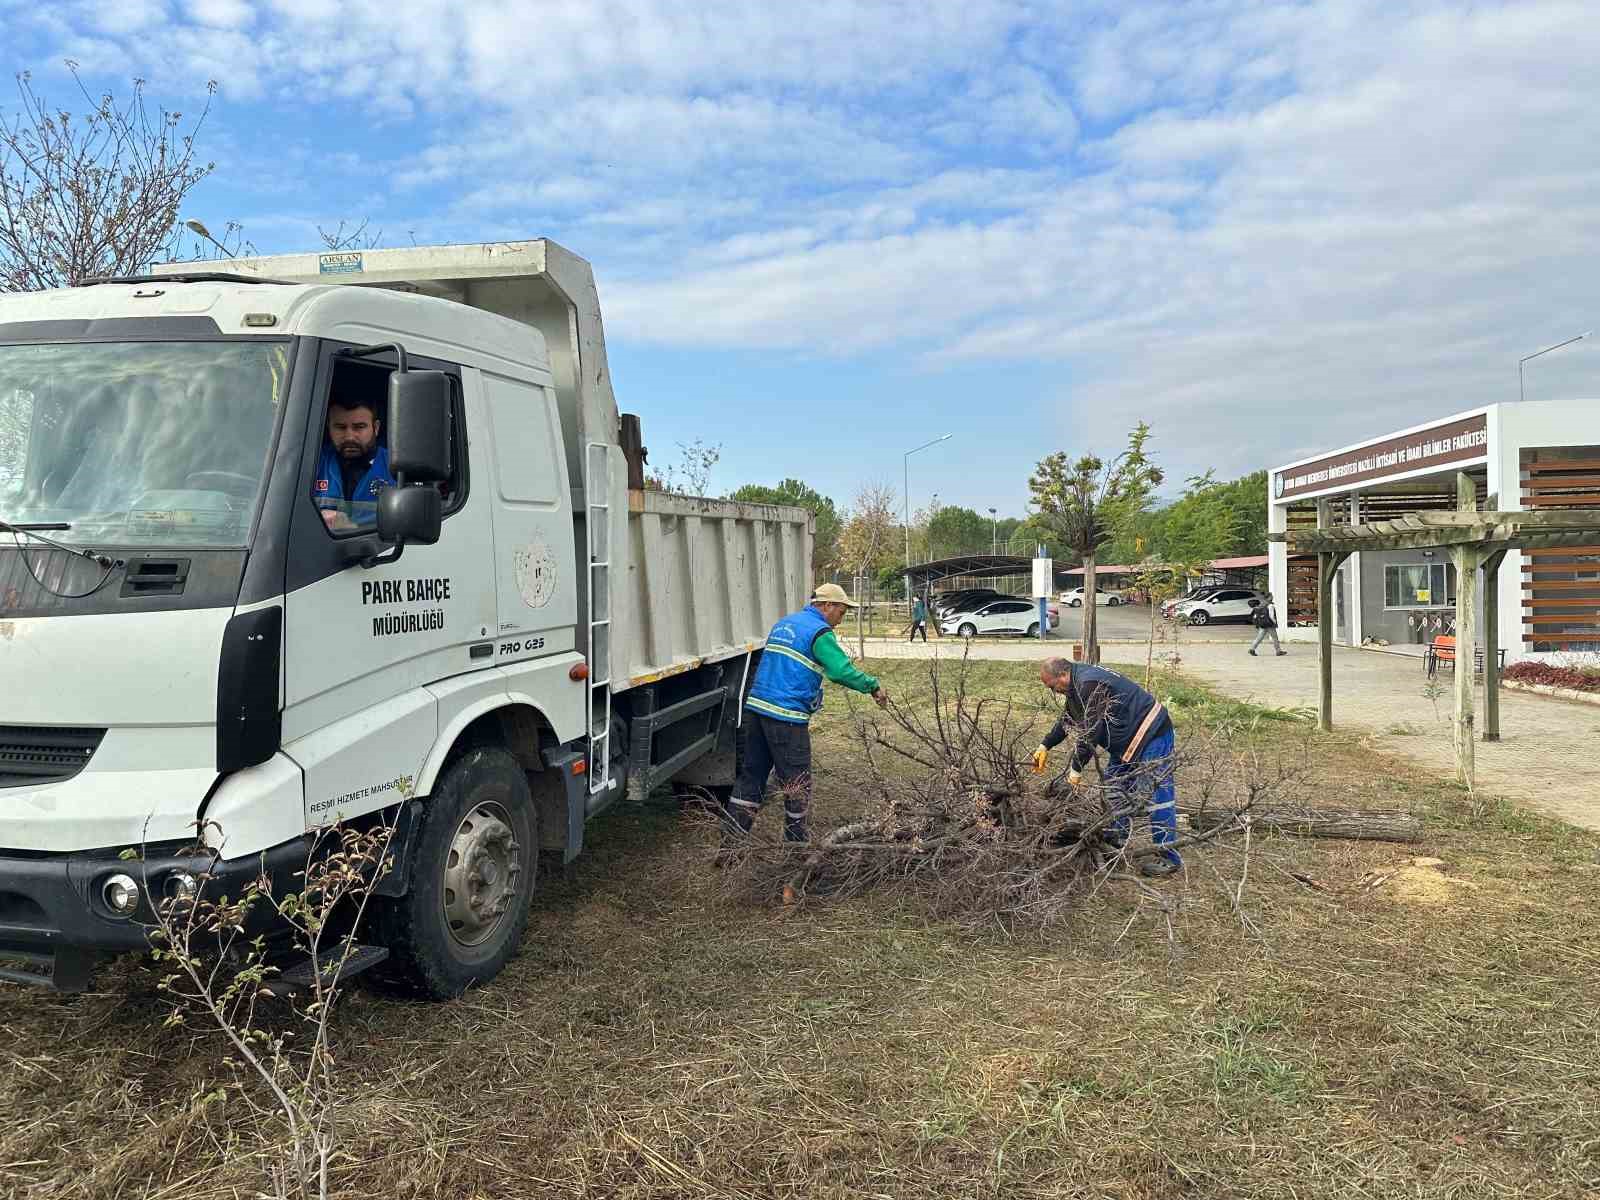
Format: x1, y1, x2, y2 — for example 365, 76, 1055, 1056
371, 747, 538, 999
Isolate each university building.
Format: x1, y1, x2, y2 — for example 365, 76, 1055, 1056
1267, 399, 1600, 661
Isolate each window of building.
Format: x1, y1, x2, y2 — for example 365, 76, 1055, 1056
1383, 562, 1456, 609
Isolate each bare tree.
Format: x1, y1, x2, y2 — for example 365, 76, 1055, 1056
644, 438, 722, 497
838, 483, 898, 657
0, 63, 218, 290
316, 218, 383, 251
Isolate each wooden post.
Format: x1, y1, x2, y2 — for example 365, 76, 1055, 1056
1482, 548, 1507, 742
1317, 499, 1334, 732
1452, 472, 1478, 787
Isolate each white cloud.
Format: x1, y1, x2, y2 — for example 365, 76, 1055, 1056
14, 0, 1600, 486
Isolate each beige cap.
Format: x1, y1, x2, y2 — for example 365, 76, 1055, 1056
810, 582, 859, 608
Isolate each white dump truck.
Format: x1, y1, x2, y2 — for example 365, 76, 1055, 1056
0, 240, 812, 995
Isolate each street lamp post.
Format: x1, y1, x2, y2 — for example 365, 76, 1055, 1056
1519, 331, 1590, 403
988, 507, 998, 556
183, 218, 236, 260
903, 434, 952, 602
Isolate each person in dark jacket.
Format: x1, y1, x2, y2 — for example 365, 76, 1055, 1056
910, 594, 928, 642
1249, 592, 1286, 657
1030, 657, 1181, 876
727, 583, 889, 845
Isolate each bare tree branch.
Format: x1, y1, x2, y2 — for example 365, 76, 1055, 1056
0, 64, 218, 290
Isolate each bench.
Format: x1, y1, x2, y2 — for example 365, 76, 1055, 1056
1423, 635, 1506, 680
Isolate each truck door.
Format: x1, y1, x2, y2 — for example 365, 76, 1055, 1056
279, 343, 497, 822
478, 371, 578, 665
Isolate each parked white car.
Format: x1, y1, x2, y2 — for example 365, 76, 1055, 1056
1173, 587, 1267, 626
1059, 587, 1125, 608
942, 597, 1057, 638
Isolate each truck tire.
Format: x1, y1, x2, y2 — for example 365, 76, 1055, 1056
371, 747, 538, 999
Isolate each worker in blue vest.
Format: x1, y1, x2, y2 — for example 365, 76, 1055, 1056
312, 399, 394, 532
1031, 657, 1182, 877
727, 583, 889, 845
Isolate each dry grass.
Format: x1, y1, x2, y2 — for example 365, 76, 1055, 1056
2, 659, 1598, 1199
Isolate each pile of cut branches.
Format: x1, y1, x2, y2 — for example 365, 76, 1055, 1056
714, 654, 1408, 929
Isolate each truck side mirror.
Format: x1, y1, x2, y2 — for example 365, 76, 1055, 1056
377, 484, 441, 547
387, 370, 451, 482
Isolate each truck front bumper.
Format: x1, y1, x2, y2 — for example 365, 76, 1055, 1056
0, 838, 310, 991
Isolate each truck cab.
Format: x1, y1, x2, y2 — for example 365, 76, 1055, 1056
0, 241, 812, 994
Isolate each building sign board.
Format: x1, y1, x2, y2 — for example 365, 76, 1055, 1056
1273, 413, 1488, 501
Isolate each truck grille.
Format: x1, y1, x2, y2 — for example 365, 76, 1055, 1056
0, 726, 106, 789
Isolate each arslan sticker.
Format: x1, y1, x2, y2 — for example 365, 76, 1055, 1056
515, 541, 557, 609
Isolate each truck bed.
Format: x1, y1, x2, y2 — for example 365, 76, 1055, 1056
615, 490, 813, 692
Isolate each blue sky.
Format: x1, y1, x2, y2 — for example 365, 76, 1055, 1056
4, 0, 1598, 520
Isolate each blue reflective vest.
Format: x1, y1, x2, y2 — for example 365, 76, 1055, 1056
313, 443, 393, 523
746, 605, 832, 724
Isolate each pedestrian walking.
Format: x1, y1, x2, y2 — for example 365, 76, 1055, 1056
726, 583, 889, 847
909, 593, 928, 642
1249, 592, 1286, 656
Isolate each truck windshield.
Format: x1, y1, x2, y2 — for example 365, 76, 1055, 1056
0, 340, 289, 547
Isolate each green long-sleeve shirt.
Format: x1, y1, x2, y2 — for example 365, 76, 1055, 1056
812, 629, 880, 695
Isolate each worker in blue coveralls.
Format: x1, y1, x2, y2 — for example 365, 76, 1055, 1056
1031, 657, 1182, 877
725, 583, 890, 846
312, 399, 394, 532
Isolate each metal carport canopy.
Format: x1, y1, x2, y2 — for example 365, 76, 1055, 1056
906, 555, 1063, 589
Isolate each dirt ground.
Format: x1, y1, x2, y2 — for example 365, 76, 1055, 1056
2, 659, 1597, 1199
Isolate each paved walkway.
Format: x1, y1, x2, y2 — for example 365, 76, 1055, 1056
857, 636, 1600, 832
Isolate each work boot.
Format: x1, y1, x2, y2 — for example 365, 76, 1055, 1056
1248, 649, 1257, 657
1276, 651, 1287, 657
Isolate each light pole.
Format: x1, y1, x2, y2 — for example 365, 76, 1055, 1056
903, 434, 952, 600
988, 507, 998, 556
1519, 331, 1589, 403
183, 218, 236, 259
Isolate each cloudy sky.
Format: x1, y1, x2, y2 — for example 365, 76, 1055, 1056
4, 0, 1597, 518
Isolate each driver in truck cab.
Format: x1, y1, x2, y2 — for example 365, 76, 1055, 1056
313, 399, 395, 531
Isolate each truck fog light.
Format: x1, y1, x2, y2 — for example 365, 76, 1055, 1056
167, 871, 200, 902
103, 874, 141, 916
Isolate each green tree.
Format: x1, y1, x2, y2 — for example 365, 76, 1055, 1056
994, 516, 1026, 554
731, 477, 842, 574
1028, 423, 1163, 663
926, 505, 990, 558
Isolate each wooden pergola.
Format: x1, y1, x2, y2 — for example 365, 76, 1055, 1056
1271, 472, 1600, 787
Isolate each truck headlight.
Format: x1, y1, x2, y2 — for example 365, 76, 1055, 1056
103, 874, 141, 916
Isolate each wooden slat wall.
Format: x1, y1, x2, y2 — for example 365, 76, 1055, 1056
1520, 446, 1600, 650
1285, 505, 1320, 626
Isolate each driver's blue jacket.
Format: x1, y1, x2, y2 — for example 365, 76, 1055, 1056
312, 443, 393, 524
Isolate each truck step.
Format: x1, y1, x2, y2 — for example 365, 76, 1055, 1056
273, 943, 390, 992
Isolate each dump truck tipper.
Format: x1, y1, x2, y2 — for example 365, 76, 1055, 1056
0, 240, 812, 994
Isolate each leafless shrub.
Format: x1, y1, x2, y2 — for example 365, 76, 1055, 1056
138, 817, 398, 1200
317, 218, 383, 251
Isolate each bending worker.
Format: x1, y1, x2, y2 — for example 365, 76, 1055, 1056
1031, 657, 1181, 877
727, 583, 889, 844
